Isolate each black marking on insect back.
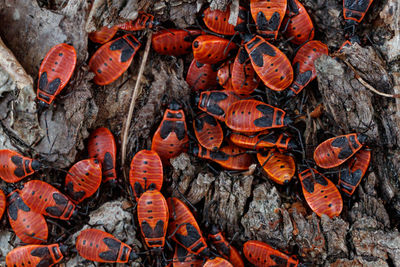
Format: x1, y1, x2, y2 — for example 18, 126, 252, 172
238, 48, 249, 64
257, 11, 281, 31
315, 173, 328, 186
100, 237, 121, 261
332, 137, 353, 160
275, 110, 284, 126
141, 220, 165, 238
38, 93, 51, 102
110, 38, 126, 51
250, 42, 276, 67
160, 121, 174, 139
295, 70, 312, 86
302, 176, 314, 193
203, 114, 217, 126
103, 152, 114, 171
270, 254, 288, 265
246, 37, 262, 50
37, 259, 54, 267
259, 133, 278, 143
39, 72, 48, 90
253, 104, 274, 127
174, 121, 186, 140
66, 181, 85, 202
175, 223, 201, 248
207, 105, 225, 116
214, 242, 230, 257
25, 159, 32, 173
134, 182, 145, 197
210, 151, 229, 161
31, 246, 51, 257
191, 242, 206, 252
121, 46, 135, 62
341, 168, 362, 186
126, 35, 140, 47
53, 192, 68, 205
210, 92, 229, 102
64, 203, 74, 219
8, 193, 30, 220
194, 117, 204, 131
177, 243, 189, 261
46, 206, 63, 217
46, 78, 61, 94
11, 156, 25, 178
344, 0, 370, 12
349, 135, 359, 149
287, 0, 300, 14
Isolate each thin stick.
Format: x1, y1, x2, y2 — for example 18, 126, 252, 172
121, 31, 153, 180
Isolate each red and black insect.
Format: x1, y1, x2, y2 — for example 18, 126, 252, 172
137, 189, 169, 248
203, 257, 234, 267
229, 130, 298, 151
250, 0, 287, 40
19, 180, 76, 220
257, 150, 296, 185
192, 35, 237, 64
151, 102, 189, 163
217, 62, 233, 90
338, 148, 371, 196
196, 90, 248, 121
299, 168, 343, 218
343, 0, 374, 26
244, 35, 293, 91
167, 197, 209, 256
243, 240, 299, 267
0, 189, 5, 220
88, 127, 117, 184
65, 158, 102, 204
225, 99, 291, 133
7, 190, 48, 244
37, 43, 77, 107
6, 244, 66, 267
208, 225, 244, 267
117, 12, 159, 31
282, 0, 314, 45
314, 133, 367, 169
193, 113, 224, 151
186, 59, 218, 91
288, 40, 329, 96
89, 34, 141, 85
89, 26, 119, 44
202, 5, 247, 35
76, 228, 138, 263
129, 150, 163, 201
173, 243, 203, 267
152, 29, 202, 56
191, 143, 253, 171
0, 149, 41, 183
231, 47, 260, 95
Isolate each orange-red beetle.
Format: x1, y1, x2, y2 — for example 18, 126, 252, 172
192, 143, 253, 171
19, 180, 76, 220
196, 90, 248, 121
167, 197, 209, 256
282, 0, 314, 45
208, 225, 244, 267
89, 26, 119, 44
193, 113, 224, 151
7, 190, 48, 244
231, 48, 260, 95
129, 150, 163, 201
173, 244, 203, 267
314, 133, 367, 169
89, 34, 141, 85
151, 102, 189, 163
243, 240, 299, 267
228, 130, 297, 151
6, 244, 66, 267
339, 148, 371, 196
245, 35, 293, 91
0, 149, 41, 183
186, 59, 218, 91
204, 257, 233, 267
76, 228, 137, 263
299, 168, 343, 218
117, 12, 158, 31
257, 150, 296, 185
192, 35, 237, 64
225, 99, 291, 133
250, 0, 287, 39
202, 5, 247, 35
288, 40, 329, 96
152, 29, 202, 56
65, 158, 102, 204
88, 127, 117, 184
37, 43, 77, 107
0, 189, 5, 220
137, 189, 169, 248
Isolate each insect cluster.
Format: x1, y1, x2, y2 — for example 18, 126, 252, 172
0, 0, 375, 265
